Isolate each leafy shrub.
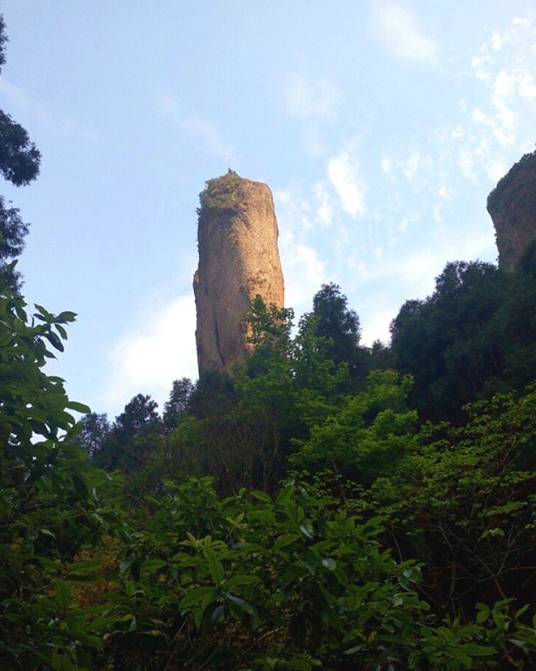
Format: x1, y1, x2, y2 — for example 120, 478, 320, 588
0, 285, 109, 669
81, 478, 536, 670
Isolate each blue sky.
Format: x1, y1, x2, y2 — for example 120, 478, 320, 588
2, 1, 536, 416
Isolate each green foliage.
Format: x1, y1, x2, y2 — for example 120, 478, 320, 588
304, 282, 368, 383
390, 254, 536, 422
0, 109, 41, 187
2, 282, 536, 669
90, 394, 162, 473
371, 385, 536, 617
163, 377, 194, 429
391, 261, 505, 421
198, 169, 242, 211
78, 411, 111, 458
0, 15, 40, 188
0, 14, 7, 70
291, 370, 417, 484
46, 477, 533, 670
0, 203, 28, 290
0, 285, 112, 669
139, 296, 353, 495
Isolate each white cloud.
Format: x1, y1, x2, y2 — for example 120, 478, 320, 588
435, 15, 536, 190
272, 12, 536, 353
327, 149, 366, 217
486, 158, 507, 182
514, 17, 530, 26
273, 14, 536, 353
402, 151, 421, 181
280, 230, 328, 312
374, 1, 439, 64
273, 187, 332, 316
101, 293, 197, 414
494, 69, 515, 98
490, 31, 504, 51
284, 72, 341, 120
457, 147, 476, 179
314, 182, 334, 226
0, 77, 29, 108
381, 156, 392, 174
0, 76, 97, 140
302, 124, 329, 157
181, 116, 236, 162
518, 73, 536, 99
156, 90, 236, 162
347, 225, 494, 350
398, 217, 409, 233
352, 223, 495, 302
459, 15, 536, 176
471, 54, 493, 82
361, 308, 396, 345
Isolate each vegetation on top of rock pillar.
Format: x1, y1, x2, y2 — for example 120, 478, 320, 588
197, 169, 243, 213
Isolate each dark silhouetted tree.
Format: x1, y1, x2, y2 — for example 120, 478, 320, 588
0, 200, 27, 289
115, 394, 159, 435
78, 412, 111, 458
306, 283, 367, 383
391, 261, 504, 421
94, 394, 161, 471
0, 14, 41, 290
163, 377, 194, 429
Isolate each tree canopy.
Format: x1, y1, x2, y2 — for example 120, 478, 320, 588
0, 15, 41, 290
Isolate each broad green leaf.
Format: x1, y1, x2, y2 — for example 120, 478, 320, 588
54, 579, 71, 612
57, 310, 77, 323
66, 400, 91, 414
203, 544, 224, 585
46, 331, 64, 351
476, 606, 490, 624
463, 644, 496, 657
225, 574, 260, 589
49, 653, 76, 671
142, 558, 167, 574
274, 533, 300, 552
299, 523, 314, 540
179, 586, 218, 610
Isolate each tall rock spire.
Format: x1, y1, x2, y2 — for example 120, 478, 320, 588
193, 171, 284, 374
487, 151, 536, 271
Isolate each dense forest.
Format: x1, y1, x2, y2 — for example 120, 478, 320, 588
1, 16, 536, 671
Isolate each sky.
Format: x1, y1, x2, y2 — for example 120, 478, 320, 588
2, 0, 536, 417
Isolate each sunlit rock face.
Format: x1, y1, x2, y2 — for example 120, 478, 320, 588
194, 171, 284, 374
487, 151, 536, 272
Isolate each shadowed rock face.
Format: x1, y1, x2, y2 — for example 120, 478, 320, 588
487, 151, 536, 272
194, 171, 284, 374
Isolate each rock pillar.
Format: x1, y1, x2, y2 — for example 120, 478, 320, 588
194, 171, 284, 374
487, 151, 536, 271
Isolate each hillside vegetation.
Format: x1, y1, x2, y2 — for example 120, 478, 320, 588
2, 266, 536, 670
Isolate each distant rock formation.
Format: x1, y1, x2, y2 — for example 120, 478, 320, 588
194, 171, 284, 374
487, 151, 536, 271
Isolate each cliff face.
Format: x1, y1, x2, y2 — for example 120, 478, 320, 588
194, 171, 284, 374
487, 151, 536, 272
